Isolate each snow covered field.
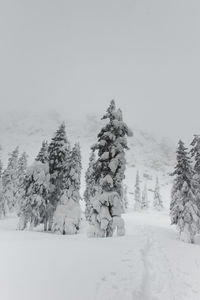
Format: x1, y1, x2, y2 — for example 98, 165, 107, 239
1, 211, 200, 300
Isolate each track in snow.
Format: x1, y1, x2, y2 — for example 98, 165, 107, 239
96, 225, 175, 300
0, 211, 200, 300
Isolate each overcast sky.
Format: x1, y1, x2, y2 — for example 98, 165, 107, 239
0, 0, 200, 142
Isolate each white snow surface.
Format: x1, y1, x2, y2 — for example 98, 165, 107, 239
1, 211, 200, 300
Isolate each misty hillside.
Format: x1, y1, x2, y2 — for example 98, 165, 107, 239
0, 110, 175, 174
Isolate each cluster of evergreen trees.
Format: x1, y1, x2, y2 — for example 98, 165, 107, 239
170, 137, 200, 243
0, 100, 132, 238
134, 171, 163, 211
0, 124, 82, 235
3, 101, 200, 243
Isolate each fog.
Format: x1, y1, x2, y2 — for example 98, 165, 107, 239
0, 0, 200, 142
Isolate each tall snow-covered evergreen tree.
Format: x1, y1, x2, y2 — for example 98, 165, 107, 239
17, 152, 28, 177
84, 152, 98, 222
171, 140, 192, 189
53, 143, 82, 234
92, 100, 133, 197
190, 135, 200, 209
48, 123, 71, 208
141, 183, 149, 210
2, 147, 19, 212
153, 177, 163, 210
16, 152, 28, 214
170, 140, 193, 225
177, 182, 199, 243
89, 100, 133, 237
0, 157, 4, 218
0, 149, 4, 218
191, 135, 200, 174
17, 161, 50, 230
36, 140, 49, 164
0, 178, 4, 219
35, 140, 52, 230
170, 140, 199, 243
0, 158, 3, 179
134, 171, 141, 211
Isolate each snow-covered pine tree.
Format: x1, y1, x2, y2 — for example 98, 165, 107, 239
2, 147, 19, 212
0, 158, 3, 178
15, 152, 28, 214
190, 135, 200, 210
46, 123, 71, 231
191, 135, 200, 174
84, 151, 98, 223
36, 140, 49, 164
0, 156, 4, 218
48, 123, 71, 209
153, 177, 163, 210
17, 152, 28, 178
53, 143, 82, 234
0, 150, 4, 218
89, 100, 133, 237
170, 140, 199, 243
0, 178, 4, 219
141, 183, 149, 210
35, 140, 52, 231
177, 181, 199, 243
17, 161, 50, 230
170, 140, 193, 225
134, 171, 141, 211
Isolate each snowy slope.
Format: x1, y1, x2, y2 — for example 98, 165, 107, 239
0, 211, 200, 300
0, 110, 175, 167
0, 110, 175, 208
